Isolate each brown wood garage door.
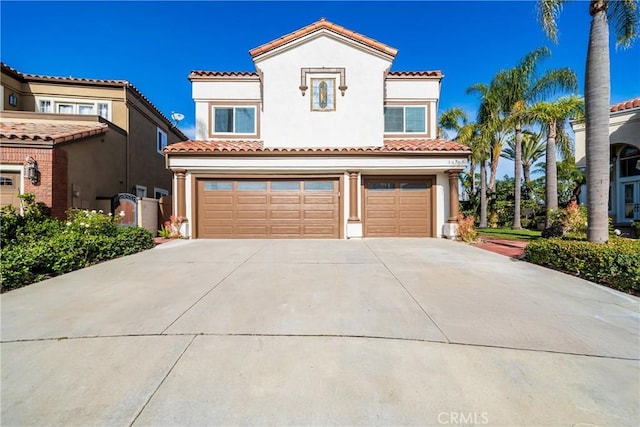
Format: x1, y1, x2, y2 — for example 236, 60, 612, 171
363, 177, 434, 237
197, 178, 340, 238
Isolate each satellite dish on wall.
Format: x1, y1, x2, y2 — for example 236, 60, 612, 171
171, 111, 185, 126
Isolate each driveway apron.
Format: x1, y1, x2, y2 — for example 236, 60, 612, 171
2, 238, 638, 426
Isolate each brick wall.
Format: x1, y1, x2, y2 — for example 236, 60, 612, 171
1, 146, 68, 218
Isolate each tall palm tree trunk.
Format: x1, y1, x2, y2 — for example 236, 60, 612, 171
513, 125, 523, 229
545, 120, 559, 227
480, 159, 488, 227
585, 0, 610, 242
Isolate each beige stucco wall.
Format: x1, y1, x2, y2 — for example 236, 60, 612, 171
573, 109, 640, 167
61, 129, 127, 210
126, 91, 175, 196
0, 71, 26, 111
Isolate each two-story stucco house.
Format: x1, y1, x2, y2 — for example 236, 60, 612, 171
572, 98, 640, 225
164, 19, 470, 239
0, 63, 187, 217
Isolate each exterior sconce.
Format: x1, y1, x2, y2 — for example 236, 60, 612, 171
25, 157, 39, 185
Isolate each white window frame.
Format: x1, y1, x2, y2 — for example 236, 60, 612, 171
384, 105, 427, 134
34, 96, 112, 121
154, 187, 169, 199
210, 104, 258, 137
134, 185, 147, 198
157, 128, 168, 154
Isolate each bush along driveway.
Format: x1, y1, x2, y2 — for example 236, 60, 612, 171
0, 195, 154, 292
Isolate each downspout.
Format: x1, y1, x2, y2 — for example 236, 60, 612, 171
124, 84, 130, 192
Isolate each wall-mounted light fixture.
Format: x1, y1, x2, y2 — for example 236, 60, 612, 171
25, 156, 39, 185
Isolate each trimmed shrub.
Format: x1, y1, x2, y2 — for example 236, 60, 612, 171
633, 221, 640, 239
524, 238, 640, 294
1, 199, 155, 292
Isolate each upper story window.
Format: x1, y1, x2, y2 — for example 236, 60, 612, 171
213, 106, 256, 134
384, 106, 426, 134
208, 102, 260, 139
36, 97, 111, 121
157, 128, 168, 153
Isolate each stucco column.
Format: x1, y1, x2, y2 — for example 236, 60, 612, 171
174, 169, 186, 218
348, 170, 360, 222
447, 170, 460, 223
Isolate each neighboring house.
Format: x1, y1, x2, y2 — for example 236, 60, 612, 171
164, 18, 470, 239
0, 63, 187, 217
572, 97, 640, 225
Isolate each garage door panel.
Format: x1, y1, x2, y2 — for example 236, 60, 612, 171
197, 179, 339, 238
364, 177, 433, 237
237, 196, 267, 204
270, 195, 301, 204
304, 195, 334, 204
204, 210, 233, 220
303, 210, 335, 220
271, 210, 302, 220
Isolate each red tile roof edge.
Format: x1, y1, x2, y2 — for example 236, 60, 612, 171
610, 97, 640, 112
0, 122, 109, 145
163, 139, 471, 154
189, 71, 259, 78
1, 62, 188, 141
387, 71, 443, 77
249, 18, 398, 59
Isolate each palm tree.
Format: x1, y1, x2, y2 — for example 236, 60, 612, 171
538, 0, 639, 242
526, 95, 584, 226
501, 131, 547, 189
492, 46, 578, 229
439, 109, 488, 226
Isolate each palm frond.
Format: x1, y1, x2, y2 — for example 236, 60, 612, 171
530, 68, 579, 101
608, 0, 640, 48
537, 0, 565, 43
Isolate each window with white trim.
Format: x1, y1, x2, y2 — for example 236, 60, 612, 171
213, 106, 256, 134
157, 128, 168, 153
35, 97, 111, 120
384, 106, 426, 133
134, 185, 147, 198
154, 188, 169, 199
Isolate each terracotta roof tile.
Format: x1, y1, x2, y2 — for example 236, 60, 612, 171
0, 120, 109, 144
249, 18, 398, 59
387, 71, 443, 77
189, 71, 259, 78
164, 139, 469, 154
610, 97, 640, 112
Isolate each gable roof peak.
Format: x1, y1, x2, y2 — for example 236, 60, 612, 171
249, 18, 398, 59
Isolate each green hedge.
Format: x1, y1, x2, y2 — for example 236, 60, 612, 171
524, 238, 640, 294
1, 200, 155, 292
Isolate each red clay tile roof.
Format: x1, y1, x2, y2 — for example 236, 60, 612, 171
189, 71, 259, 78
249, 18, 398, 59
1, 63, 188, 141
164, 139, 470, 154
0, 120, 109, 144
611, 97, 640, 112
387, 71, 443, 77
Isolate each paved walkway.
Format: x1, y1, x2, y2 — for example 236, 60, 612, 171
1, 238, 638, 426
474, 237, 528, 258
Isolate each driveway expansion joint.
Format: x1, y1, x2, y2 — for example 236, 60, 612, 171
362, 240, 451, 344
129, 334, 197, 427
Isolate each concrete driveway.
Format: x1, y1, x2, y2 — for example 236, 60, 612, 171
1, 238, 638, 426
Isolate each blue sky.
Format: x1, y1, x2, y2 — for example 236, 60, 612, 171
1, 1, 638, 178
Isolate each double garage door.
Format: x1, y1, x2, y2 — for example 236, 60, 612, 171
196, 176, 434, 238
197, 178, 340, 238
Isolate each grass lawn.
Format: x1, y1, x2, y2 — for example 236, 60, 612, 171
477, 228, 542, 241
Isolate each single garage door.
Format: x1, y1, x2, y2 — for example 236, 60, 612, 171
363, 177, 434, 237
197, 178, 340, 238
